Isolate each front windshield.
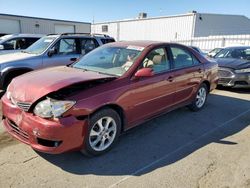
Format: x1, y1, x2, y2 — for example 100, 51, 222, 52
215, 47, 250, 60
73, 45, 143, 76
24, 36, 57, 54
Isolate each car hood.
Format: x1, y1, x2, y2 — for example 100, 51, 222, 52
215, 58, 250, 69
8, 66, 116, 103
0, 52, 36, 64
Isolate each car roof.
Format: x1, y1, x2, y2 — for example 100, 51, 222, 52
1, 34, 44, 38
106, 40, 174, 48
224, 46, 250, 49
47, 33, 114, 39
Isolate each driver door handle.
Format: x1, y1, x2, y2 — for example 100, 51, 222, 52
166, 76, 174, 82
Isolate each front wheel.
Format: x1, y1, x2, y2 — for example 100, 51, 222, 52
81, 108, 121, 156
188, 83, 208, 111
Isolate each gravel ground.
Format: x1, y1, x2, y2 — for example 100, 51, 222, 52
0, 88, 249, 188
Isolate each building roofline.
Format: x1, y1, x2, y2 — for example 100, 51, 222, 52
93, 13, 195, 25
0, 13, 90, 25
92, 12, 250, 25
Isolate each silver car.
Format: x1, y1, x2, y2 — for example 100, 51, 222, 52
0, 33, 115, 89
0, 34, 43, 55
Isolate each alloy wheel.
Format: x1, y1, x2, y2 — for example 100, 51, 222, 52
89, 116, 117, 152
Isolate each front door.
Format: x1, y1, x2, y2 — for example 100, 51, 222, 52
126, 47, 176, 126
42, 38, 81, 68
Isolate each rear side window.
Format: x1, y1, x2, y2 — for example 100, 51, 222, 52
170, 47, 200, 69
81, 39, 99, 55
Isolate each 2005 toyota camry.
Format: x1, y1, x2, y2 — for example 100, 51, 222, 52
2, 41, 218, 156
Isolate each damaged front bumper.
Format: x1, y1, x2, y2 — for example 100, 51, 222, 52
1, 94, 88, 154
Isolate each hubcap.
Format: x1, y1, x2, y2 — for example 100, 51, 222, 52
196, 87, 207, 108
89, 116, 117, 151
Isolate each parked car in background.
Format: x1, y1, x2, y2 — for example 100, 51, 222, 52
0, 34, 43, 55
214, 46, 250, 87
2, 41, 218, 156
0, 33, 115, 89
207, 48, 223, 58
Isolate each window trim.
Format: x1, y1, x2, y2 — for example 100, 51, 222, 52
51, 37, 80, 55
136, 46, 172, 76
169, 44, 201, 71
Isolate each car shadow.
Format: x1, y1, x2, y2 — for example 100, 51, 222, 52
37, 94, 250, 176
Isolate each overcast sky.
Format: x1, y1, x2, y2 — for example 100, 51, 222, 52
0, 0, 249, 23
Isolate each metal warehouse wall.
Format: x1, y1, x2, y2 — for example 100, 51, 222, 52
92, 22, 118, 39
174, 35, 250, 52
92, 14, 195, 41
194, 14, 250, 37
0, 14, 91, 34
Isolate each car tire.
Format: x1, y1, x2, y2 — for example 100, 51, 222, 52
188, 83, 208, 111
80, 108, 121, 156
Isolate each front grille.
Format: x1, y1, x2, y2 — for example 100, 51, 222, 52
16, 102, 32, 112
218, 69, 234, 78
218, 78, 231, 84
6, 119, 29, 140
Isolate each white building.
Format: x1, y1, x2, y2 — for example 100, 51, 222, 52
0, 13, 91, 36
91, 12, 250, 42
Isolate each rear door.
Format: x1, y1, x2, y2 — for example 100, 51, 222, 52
80, 38, 99, 56
169, 45, 204, 104
42, 37, 81, 68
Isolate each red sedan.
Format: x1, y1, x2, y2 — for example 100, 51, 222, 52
2, 41, 218, 156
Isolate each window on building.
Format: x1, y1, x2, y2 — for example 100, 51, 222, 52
102, 25, 108, 32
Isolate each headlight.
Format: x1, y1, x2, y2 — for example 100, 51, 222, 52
235, 68, 250, 73
34, 98, 76, 118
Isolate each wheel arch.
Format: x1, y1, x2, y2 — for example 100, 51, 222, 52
202, 80, 210, 93
90, 103, 127, 132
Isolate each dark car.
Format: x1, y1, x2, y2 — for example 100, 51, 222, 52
207, 48, 223, 58
2, 41, 218, 156
214, 46, 250, 87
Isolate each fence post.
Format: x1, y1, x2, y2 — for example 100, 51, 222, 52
221, 37, 226, 47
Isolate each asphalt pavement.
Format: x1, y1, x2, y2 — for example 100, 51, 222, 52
0, 88, 249, 188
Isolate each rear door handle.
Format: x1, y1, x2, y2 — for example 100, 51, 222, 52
70, 58, 77, 62
197, 68, 202, 73
166, 76, 174, 82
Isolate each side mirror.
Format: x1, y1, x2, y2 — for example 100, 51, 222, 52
0, 45, 4, 50
134, 68, 154, 78
47, 48, 56, 57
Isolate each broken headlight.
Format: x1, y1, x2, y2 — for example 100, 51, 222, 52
34, 98, 76, 118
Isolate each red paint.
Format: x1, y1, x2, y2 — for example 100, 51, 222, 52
2, 41, 218, 154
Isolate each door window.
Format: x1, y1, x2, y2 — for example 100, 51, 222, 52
81, 39, 99, 55
142, 48, 170, 74
3, 38, 27, 50
57, 38, 77, 55
170, 47, 200, 69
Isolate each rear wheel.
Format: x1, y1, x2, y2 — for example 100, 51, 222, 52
188, 83, 208, 111
81, 108, 121, 156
